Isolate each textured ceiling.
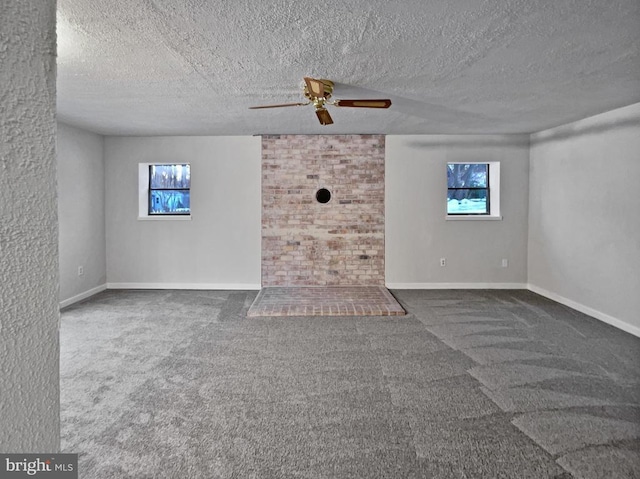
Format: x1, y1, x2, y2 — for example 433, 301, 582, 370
56, 0, 640, 136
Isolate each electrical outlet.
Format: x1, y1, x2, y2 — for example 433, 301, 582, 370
78, 266, 84, 276
440, 258, 446, 267
501, 259, 508, 268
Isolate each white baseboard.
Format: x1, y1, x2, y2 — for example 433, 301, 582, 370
64, 281, 638, 337
386, 282, 528, 290
528, 284, 640, 338
106, 282, 261, 291
60, 284, 107, 308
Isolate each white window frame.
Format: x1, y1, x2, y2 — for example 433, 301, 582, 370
446, 161, 502, 221
138, 163, 192, 221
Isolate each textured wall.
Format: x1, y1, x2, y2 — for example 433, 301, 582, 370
58, 122, 106, 304
529, 103, 640, 335
262, 135, 385, 286
0, 1, 60, 451
385, 135, 530, 287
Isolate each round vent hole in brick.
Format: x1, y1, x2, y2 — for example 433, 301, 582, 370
316, 188, 331, 204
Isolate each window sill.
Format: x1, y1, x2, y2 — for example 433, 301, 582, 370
446, 215, 502, 221
138, 215, 192, 221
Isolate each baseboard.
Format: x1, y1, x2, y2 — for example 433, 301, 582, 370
386, 282, 528, 290
60, 284, 107, 308
106, 282, 262, 291
528, 284, 640, 338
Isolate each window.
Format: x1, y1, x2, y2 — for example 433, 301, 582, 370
148, 164, 191, 215
447, 163, 489, 215
446, 162, 501, 220
138, 163, 191, 220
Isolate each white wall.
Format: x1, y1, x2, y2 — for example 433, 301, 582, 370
58, 122, 106, 306
386, 135, 530, 287
529, 103, 640, 336
105, 136, 261, 288
0, 1, 59, 451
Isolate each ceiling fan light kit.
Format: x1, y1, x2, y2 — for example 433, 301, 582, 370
250, 77, 391, 126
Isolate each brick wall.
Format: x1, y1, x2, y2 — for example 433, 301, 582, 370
262, 134, 385, 286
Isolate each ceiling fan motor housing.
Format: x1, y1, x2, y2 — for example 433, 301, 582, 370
304, 79, 334, 100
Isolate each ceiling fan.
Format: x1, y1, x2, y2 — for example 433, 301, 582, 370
249, 77, 392, 125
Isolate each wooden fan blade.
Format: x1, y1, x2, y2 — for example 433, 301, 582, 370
304, 77, 325, 98
249, 102, 308, 109
334, 99, 392, 108
315, 108, 333, 125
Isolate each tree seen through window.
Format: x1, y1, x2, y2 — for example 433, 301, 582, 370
149, 164, 191, 215
447, 163, 489, 215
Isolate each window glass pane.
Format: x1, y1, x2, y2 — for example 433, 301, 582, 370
447, 164, 488, 188
149, 190, 190, 214
447, 188, 488, 214
150, 164, 190, 189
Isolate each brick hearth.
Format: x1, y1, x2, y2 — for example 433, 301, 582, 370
247, 286, 406, 317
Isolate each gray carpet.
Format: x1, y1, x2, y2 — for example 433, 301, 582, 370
60, 289, 640, 478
